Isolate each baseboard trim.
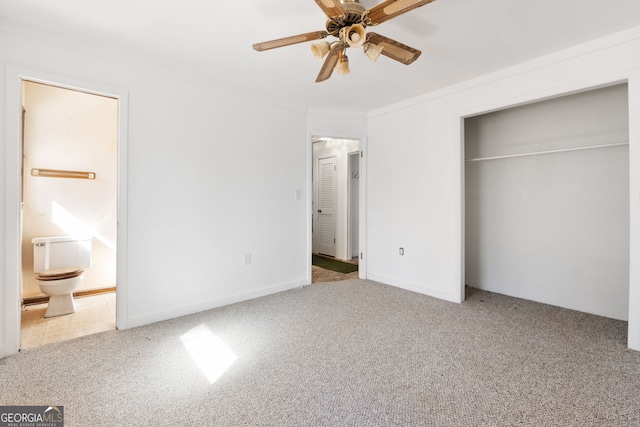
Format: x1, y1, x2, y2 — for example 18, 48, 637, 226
22, 287, 116, 306
366, 273, 462, 303
126, 280, 308, 329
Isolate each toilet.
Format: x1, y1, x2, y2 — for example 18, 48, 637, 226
32, 236, 92, 318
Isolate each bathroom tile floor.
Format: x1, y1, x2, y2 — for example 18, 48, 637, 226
21, 292, 116, 349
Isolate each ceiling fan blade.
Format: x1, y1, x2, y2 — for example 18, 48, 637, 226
366, 32, 421, 64
366, 0, 436, 26
313, 0, 346, 19
316, 45, 342, 83
253, 31, 329, 52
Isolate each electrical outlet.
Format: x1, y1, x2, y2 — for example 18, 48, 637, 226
295, 189, 302, 200
399, 247, 404, 256
243, 253, 252, 265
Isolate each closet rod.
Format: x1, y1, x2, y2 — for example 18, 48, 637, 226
466, 141, 629, 163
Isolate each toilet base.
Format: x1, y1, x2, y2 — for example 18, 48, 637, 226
45, 293, 77, 318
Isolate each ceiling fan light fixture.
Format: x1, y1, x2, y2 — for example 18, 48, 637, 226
334, 53, 350, 75
340, 24, 366, 48
311, 41, 331, 61
253, 0, 437, 82
363, 43, 384, 63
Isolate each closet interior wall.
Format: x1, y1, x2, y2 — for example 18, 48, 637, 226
465, 84, 630, 320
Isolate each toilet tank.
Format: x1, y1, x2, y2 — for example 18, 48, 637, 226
32, 236, 93, 273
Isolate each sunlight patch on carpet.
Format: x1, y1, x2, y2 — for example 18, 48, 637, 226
181, 325, 236, 384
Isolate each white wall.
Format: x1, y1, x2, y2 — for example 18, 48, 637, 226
307, 108, 367, 138
1, 29, 309, 357
367, 26, 640, 350
465, 85, 630, 320
21, 81, 118, 297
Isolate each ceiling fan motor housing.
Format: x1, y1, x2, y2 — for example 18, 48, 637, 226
325, 1, 367, 36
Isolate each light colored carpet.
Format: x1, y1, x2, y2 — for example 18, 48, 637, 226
1, 280, 639, 426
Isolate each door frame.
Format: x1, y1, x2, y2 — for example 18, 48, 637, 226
307, 132, 367, 283
347, 150, 360, 261
3, 66, 129, 357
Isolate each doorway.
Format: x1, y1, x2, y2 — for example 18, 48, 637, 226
19, 81, 118, 348
311, 137, 361, 283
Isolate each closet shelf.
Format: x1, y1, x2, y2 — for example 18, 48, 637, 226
466, 141, 628, 162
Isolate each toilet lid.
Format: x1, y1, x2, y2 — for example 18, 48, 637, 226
36, 266, 83, 281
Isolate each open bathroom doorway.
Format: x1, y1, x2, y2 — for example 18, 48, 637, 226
19, 81, 118, 348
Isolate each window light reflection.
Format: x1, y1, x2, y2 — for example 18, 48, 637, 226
180, 325, 237, 384
51, 201, 115, 250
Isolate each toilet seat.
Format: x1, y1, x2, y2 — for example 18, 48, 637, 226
36, 266, 83, 281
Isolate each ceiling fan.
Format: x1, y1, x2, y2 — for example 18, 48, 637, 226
252, 0, 436, 82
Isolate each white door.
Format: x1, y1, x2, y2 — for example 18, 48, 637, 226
317, 157, 336, 256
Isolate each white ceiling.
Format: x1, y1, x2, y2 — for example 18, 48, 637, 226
1, 0, 640, 112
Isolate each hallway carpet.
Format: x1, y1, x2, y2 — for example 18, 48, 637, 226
312, 254, 359, 274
